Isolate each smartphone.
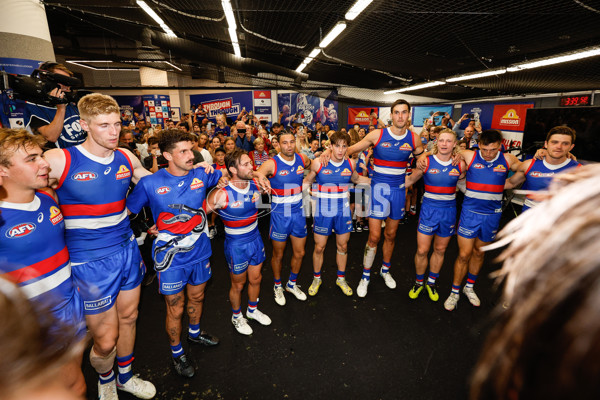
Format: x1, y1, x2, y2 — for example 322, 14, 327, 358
466, 113, 475, 119
370, 108, 375, 114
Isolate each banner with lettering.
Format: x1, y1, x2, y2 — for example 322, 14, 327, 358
348, 107, 378, 127
491, 103, 534, 132
277, 91, 338, 130
190, 91, 253, 123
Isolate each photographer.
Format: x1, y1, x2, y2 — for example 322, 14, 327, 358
23, 62, 85, 148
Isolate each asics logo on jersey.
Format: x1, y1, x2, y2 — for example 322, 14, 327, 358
37, 212, 44, 223
178, 181, 185, 187
5, 223, 36, 238
72, 171, 98, 181
116, 165, 132, 180
104, 167, 111, 175
156, 186, 171, 195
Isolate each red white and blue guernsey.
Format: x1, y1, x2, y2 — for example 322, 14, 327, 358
55, 145, 135, 262
422, 155, 462, 208
218, 180, 266, 273
521, 158, 580, 211
312, 159, 354, 235
126, 168, 222, 271
372, 128, 416, 188
269, 153, 305, 214
463, 150, 509, 214
0, 191, 84, 334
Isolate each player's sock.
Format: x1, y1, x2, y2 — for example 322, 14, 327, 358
247, 300, 258, 314
415, 273, 424, 286
287, 272, 298, 288
170, 343, 184, 359
466, 273, 478, 289
451, 284, 461, 295
337, 270, 345, 280
362, 267, 371, 281
232, 306, 242, 319
381, 261, 391, 274
274, 278, 282, 288
116, 353, 134, 385
313, 271, 321, 279
188, 323, 200, 339
99, 369, 115, 385
427, 272, 439, 285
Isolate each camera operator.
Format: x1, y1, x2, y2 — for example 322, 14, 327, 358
23, 62, 85, 149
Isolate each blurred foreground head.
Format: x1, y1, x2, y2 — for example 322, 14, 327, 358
0, 277, 83, 400
471, 164, 600, 400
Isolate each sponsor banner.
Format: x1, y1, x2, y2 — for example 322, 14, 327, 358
491, 103, 534, 132
190, 91, 253, 122
0, 57, 42, 75
253, 90, 272, 123
170, 106, 181, 122
255, 106, 271, 114
142, 95, 170, 128
0, 58, 43, 128
277, 90, 338, 130
499, 130, 524, 156
348, 107, 378, 127
412, 105, 453, 127
458, 103, 495, 130
255, 114, 271, 124
113, 95, 146, 127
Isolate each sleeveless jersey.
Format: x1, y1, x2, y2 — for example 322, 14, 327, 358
372, 128, 416, 186
0, 191, 75, 311
422, 155, 462, 208
314, 159, 353, 209
269, 153, 304, 213
463, 150, 509, 214
218, 179, 261, 241
126, 168, 221, 270
522, 158, 580, 209
55, 145, 134, 262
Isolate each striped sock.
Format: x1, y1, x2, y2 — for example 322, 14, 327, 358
362, 267, 371, 281
188, 323, 200, 339
451, 284, 461, 294
466, 273, 478, 289
313, 271, 321, 279
427, 272, 439, 285
116, 353, 134, 385
274, 278, 282, 288
381, 261, 391, 274
170, 343, 184, 359
99, 370, 115, 385
232, 307, 242, 319
287, 273, 298, 288
415, 273, 424, 286
247, 300, 258, 314
337, 270, 345, 280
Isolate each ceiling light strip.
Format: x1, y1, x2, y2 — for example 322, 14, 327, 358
345, 0, 374, 20
383, 81, 444, 94
136, 1, 177, 38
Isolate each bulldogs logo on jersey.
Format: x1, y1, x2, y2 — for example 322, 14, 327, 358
190, 178, 204, 190
72, 171, 97, 181
156, 186, 171, 195
116, 165, 132, 180
49, 206, 64, 225
5, 223, 36, 238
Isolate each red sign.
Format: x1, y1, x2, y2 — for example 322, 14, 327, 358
253, 90, 270, 99
560, 95, 590, 107
348, 107, 377, 126
491, 103, 534, 132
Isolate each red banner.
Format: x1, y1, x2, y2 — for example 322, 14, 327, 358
253, 90, 270, 99
348, 107, 377, 126
491, 103, 534, 132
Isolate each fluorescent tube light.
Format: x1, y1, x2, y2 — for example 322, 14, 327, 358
137, 1, 177, 37
507, 47, 600, 71
384, 81, 445, 94
308, 48, 321, 58
319, 22, 347, 48
446, 68, 507, 82
345, 0, 373, 20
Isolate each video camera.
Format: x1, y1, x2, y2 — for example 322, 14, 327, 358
1, 68, 83, 107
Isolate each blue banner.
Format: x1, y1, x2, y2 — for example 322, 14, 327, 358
113, 95, 146, 127
0, 57, 42, 75
190, 91, 253, 122
412, 105, 453, 127
458, 103, 495, 130
277, 91, 338, 130
142, 95, 170, 127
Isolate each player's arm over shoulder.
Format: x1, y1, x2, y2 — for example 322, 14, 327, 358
121, 147, 151, 184
44, 148, 66, 188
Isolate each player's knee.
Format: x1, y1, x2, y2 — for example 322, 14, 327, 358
314, 243, 326, 255
368, 232, 380, 246
294, 247, 306, 259
188, 290, 205, 304
383, 229, 397, 242
416, 247, 428, 258
231, 281, 244, 293
119, 307, 139, 326
433, 244, 448, 255
248, 272, 262, 286
337, 243, 348, 254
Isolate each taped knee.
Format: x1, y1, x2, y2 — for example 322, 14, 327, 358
89, 346, 116, 374
336, 249, 347, 256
